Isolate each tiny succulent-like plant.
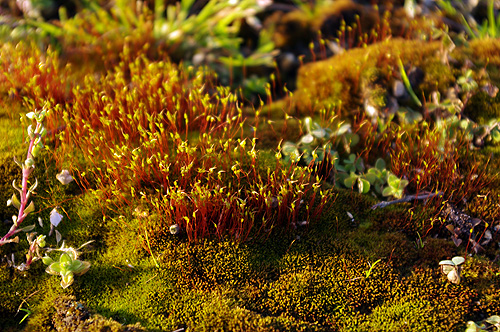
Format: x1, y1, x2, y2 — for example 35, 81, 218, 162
1, 107, 48, 271
336, 157, 409, 199
382, 174, 409, 199
439, 256, 465, 284
42, 245, 91, 289
281, 118, 410, 199
343, 172, 371, 194
1, 108, 47, 247
335, 153, 365, 174
364, 158, 389, 195
281, 117, 335, 166
281, 117, 359, 168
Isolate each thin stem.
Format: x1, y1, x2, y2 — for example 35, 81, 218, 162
0, 121, 42, 246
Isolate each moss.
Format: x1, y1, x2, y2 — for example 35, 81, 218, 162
463, 90, 500, 125
346, 230, 418, 270
0, 262, 58, 331
468, 38, 500, 85
192, 294, 319, 332
294, 39, 444, 117
418, 58, 457, 95
0, 103, 25, 160
391, 268, 479, 330
0, 157, 22, 228
1, 15, 500, 332
51, 295, 145, 332
416, 237, 457, 267
348, 299, 438, 331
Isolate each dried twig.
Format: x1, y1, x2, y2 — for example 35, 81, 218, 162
371, 191, 443, 210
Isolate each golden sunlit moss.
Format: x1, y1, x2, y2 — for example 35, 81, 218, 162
350, 299, 438, 331
346, 230, 418, 270
294, 39, 444, 117
468, 38, 500, 85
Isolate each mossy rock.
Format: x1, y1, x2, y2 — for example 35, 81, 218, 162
468, 38, 500, 86
294, 38, 447, 117
463, 90, 500, 125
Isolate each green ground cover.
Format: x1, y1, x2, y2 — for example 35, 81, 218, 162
0, 0, 500, 331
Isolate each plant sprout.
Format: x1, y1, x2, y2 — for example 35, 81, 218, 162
439, 256, 465, 284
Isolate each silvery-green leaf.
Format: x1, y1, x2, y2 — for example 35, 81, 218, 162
375, 158, 386, 170
55, 229, 62, 245
60, 253, 72, 264
490, 127, 500, 143
447, 268, 461, 284
304, 117, 312, 132
50, 208, 63, 227
365, 170, 380, 185
24, 158, 35, 168
343, 174, 357, 189
311, 128, 326, 139
60, 272, 74, 289
441, 264, 455, 275
452, 237, 463, 246
452, 256, 465, 266
484, 315, 500, 325
300, 134, 314, 144
7, 194, 21, 210
69, 260, 83, 272
25, 112, 36, 119
387, 174, 400, 188
24, 201, 35, 215
38, 217, 43, 227
29, 178, 38, 192
31, 143, 43, 158
73, 261, 91, 275
382, 186, 394, 197
42, 255, 54, 265
465, 321, 480, 332
281, 142, 298, 155
336, 123, 351, 136
56, 170, 73, 185
439, 259, 454, 266
359, 178, 370, 194
46, 262, 62, 275
27, 125, 34, 139
12, 180, 22, 194
20, 224, 35, 232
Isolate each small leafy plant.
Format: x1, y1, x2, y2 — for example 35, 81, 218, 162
42, 244, 91, 289
439, 256, 465, 284
365, 258, 382, 279
280, 116, 355, 167
466, 315, 500, 332
281, 117, 410, 199
382, 174, 409, 199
